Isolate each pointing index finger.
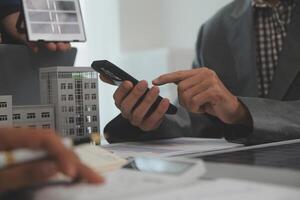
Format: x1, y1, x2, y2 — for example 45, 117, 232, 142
153, 70, 195, 86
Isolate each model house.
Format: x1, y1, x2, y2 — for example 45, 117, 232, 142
12, 105, 55, 130
0, 95, 54, 129
39, 67, 100, 139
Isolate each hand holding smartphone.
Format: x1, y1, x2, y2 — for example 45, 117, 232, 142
92, 60, 177, 115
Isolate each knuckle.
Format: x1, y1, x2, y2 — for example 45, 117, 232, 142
132, 111, 142, 122
202, 68, 216, 78
136, 82, 147, 92
133, 89, 145, 99
136, 86, 145, 94
144, 95, 155, 105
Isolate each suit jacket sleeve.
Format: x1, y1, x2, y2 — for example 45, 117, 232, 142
224, 98, 300, 145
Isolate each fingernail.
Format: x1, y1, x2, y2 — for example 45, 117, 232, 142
153, 78, 161, 85
163, 98, 170, 104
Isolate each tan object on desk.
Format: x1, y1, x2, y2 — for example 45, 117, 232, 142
75, 144, 127, 173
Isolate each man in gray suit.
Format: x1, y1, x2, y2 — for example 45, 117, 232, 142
102, 0, 300, 145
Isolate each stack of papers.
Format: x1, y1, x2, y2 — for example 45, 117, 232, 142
103, 138, 243, 158
75, 144, 127, 173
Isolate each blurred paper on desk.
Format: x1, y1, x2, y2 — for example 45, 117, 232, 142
75, 144, 127, 173
34, 177, 300, 200
133, 178, 300, 200
103, 138, 243, 158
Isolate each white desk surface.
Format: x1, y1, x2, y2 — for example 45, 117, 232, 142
203, 162, 300, 188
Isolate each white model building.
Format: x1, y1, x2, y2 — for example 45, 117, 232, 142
12, 105, 55, 130
0, 95, 13, 127
0, 95, 54, 129
39, 67, 100, 139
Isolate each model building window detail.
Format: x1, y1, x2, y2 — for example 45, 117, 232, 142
41, 112, 50, 118
68, 83, 73, 89
91, 83, 96, 89
0, 102, 7, 108
61, 83, 66, 90
13, 114, 21, 120
27, 113, 36, 119
0, 115, 8, 121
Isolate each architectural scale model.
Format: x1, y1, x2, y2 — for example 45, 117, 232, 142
0, 67, 100, 140
39, 67, 100, 139
0, 95, 55, 130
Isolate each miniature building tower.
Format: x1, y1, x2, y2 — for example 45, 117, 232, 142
39, 67, 100, 139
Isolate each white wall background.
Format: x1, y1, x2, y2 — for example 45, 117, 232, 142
73, 0, 232, 138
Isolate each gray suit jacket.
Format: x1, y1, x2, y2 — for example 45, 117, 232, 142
104, 0, 300, 145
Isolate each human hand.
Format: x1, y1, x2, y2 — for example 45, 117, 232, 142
100, 74, 170, 131
2, 12, 71, 52
0, 128, 104, 192
153, 68, 251, 125
26, 41, 71, 53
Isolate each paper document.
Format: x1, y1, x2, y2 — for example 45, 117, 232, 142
35, 163, 204, 200
133, 178, 300, 200
75, 144, 127, 173
103, 138, 242, 158
35, 177, 300, 200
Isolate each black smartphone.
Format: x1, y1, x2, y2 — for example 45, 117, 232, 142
92, 60, 177, 115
